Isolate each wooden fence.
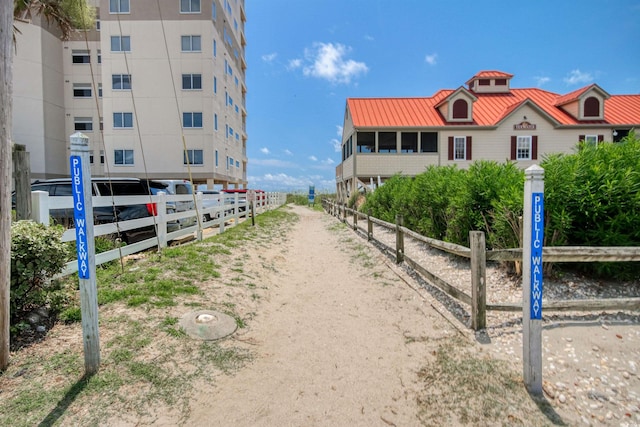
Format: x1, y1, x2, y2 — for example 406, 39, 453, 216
322, 199, 640, 330
26, 191, 286, 277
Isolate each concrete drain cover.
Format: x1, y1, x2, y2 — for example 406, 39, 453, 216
179, 310, 237, 341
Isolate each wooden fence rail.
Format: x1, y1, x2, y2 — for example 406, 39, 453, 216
322, 199, 640, 330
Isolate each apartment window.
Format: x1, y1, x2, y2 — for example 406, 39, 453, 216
511, 135, 538, 160
213, 76, 217, 93
112, 74, 131, 90
96, 20, 100, 31
98, 83, 103, 98
235, 160, 239, 168
420, 132, 438, 153
180, 0, 201, 13
229, 156, 234, 167
378, 132, 397, 153
214, 114, 218, 130
74, 117, 93, 131
89, 151, 94, 164
110, 0, 129, 13
356, 131, 375, 153
183, 112, 203, 128
181, 35, 202, 52
228, 126, 234, 137
72, 50, 90, 63
212, 2, 217, 20
114, 149, 134, 165
182, 74, 202, 90
184, 149, 204, 165
213, 39, 217, 57
97, 49, 101, 63
215, 150, 219, 167
100, 150, 105, 164
111, 35, 131, 52
99, 117, 103, 130
401, 132, 418, 153
226, 155, 229, 170
113, 112, 133, 128
73, 83, 92, 98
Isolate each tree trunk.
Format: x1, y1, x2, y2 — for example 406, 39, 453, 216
0, 0, 14, 371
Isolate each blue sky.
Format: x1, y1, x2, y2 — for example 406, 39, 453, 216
244, 0, 640, 193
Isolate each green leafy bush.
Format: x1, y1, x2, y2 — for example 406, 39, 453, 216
10, 221, 73, 325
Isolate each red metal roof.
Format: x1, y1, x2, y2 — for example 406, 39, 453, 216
465, 70, 514, 86
347, 83, 640, 128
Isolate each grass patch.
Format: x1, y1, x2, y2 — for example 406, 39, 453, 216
416, 338, 556, 426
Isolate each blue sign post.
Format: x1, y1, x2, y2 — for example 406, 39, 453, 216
530, 193, 544, 320
308, 185, 315, 206
71, 155, 90, 279
70, 132, 100, 374
523, 165, 544, 395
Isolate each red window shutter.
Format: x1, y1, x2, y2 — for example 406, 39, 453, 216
448, 136, 454, 160
466, 136, 472, 160
510, 136, 517, 160
598, 135, 604, 142
579, 134, 585, 142
532, 135, 538, 160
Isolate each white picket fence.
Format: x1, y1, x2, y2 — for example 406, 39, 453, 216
28, 190, 286, 277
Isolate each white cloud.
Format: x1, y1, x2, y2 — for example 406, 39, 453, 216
534, 76, 551, 87
262, 53, 277, 63
260, 147, 270, 154
301, 42, 368, 84
283, 149, 293, 156
309, 155, 318, 162
287, 59, 302, 70
330, 138, 341, 152
250, 158, 298, 168
564, 69, 593, 85
424, 53, 438, 65
321, 158, 335, 165
364, 35, 374, 41
336, 125, 343, 137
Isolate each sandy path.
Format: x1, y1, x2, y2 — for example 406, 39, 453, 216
188, 205, 457, 426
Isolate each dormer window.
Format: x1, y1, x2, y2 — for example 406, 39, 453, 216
495, 79, 507, 86
453, 99, 468, 119
479, 79, 490, 86
584, 96, 600, 117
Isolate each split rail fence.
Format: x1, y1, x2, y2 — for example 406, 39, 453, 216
322, 199, 640, 331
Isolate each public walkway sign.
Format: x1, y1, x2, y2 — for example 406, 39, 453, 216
71, 155, 89, 279
522, 165, 544, 395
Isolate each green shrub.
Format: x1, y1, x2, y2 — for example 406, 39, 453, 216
10, 221, 73, 325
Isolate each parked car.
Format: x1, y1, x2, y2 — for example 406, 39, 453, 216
146, 179, 197, 231
199, 190, 224, 222
221, 189, 248, 212
26, 177, 159, 243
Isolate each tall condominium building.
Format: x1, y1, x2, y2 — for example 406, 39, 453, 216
12, 0, 247, 189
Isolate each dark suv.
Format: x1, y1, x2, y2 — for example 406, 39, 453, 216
28, 178, 159, 243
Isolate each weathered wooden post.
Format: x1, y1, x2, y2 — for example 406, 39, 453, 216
12, 144, 31, 220
251, 199, 255, 226
70, 132, 100, 375
395, 214, 404, 264
342, 203, 346, 223
367, 210, 373, 241
523, 165, 544, 395
353, 209, 358, 231
470, 231, 486, 330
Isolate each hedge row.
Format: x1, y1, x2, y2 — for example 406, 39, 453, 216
362, 132, 640, 278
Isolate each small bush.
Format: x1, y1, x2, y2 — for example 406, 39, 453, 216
10, 221, 73, 327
